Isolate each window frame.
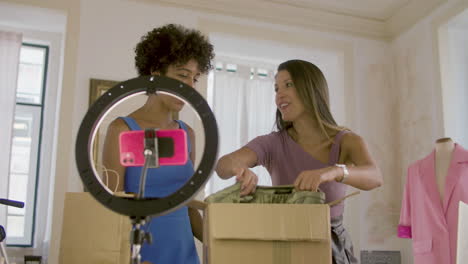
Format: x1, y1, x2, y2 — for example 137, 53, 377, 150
5, 43, 49, 247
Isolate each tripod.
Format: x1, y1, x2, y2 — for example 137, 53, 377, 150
129, 128, 160, 264
0, 198, 25, 264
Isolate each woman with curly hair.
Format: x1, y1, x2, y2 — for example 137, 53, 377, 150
102, 24, 214, 264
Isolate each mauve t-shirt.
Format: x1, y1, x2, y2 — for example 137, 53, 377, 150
245, 129, 348, 218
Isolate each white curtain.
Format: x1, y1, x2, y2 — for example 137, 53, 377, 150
205, 61, 277, 196
0, 31, 22, 214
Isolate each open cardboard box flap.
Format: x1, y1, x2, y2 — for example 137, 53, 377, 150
193, 190, 360, 210
208, 203, 330, 242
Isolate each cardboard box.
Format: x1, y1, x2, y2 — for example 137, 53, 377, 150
203, 203, 331, 264
59, 192, 131, 264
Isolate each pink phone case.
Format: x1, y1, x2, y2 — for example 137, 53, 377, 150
119, 129, 188, 167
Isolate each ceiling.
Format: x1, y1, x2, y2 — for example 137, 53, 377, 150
149, 0, 448, 39
266, 0, 411, 21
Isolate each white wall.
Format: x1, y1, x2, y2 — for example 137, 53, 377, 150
391, 1, 468, 263
442, 11, 468, 147
352, 38, 398, 255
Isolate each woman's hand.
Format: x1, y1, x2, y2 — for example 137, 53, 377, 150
294, 166, 340, 191
234, 168, 258, 196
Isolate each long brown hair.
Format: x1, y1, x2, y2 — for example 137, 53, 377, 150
275, 60, 342, 139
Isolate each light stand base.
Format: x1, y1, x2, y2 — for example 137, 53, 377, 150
0, 241, 9, 264
129, 216, 152, 264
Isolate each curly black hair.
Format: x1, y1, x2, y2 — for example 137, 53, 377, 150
134, 24, 215, 76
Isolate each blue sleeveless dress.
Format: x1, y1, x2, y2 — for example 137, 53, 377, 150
120, 117, 200, 264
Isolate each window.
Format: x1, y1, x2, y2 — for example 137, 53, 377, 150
6, 43, 48, 246
205, 59, 276, 196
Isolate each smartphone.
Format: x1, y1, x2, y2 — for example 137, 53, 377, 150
119, 129, 188, 166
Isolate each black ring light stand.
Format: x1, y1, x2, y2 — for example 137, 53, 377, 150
75, 75, 218, 264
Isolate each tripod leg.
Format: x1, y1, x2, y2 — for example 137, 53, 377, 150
0, 241, 9, 264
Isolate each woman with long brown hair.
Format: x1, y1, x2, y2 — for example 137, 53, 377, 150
216, 59, 383, 264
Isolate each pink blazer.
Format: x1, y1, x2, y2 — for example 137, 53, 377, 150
398, 144, 468, 264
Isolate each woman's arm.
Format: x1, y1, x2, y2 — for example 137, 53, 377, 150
337, 132, 383, 190
215, 147, 257, 178
102, 118, 128, 192
215, 147, 259, 195
188, 207, 203, 242
294, 132, 383, 191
